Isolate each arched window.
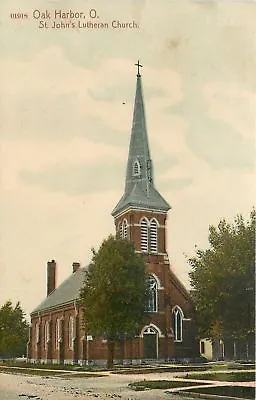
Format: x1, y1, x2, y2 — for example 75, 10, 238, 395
141, 218, 149, 252
46, 321, 50, 343
146, 275, 158, 312
133, 160, 141, 177
44, 321, 50, 350
172, 307, 183, 342
68, 316, 75, 349
150, 219, 158, 253
122, 219, 128, 239
118, 221, 123, 239
35, 322, 40, 344
55, 318, 61, 349
118, 219, 128, 239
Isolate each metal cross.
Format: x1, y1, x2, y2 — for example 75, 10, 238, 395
135, 60, 143, 77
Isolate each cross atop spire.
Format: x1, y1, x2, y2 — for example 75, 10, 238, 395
135, 60, 143, 77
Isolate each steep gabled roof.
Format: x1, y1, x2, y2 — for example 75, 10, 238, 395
31, 267, 87, 314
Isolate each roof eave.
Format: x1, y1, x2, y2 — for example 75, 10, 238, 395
112, 202, 171, 219
31, 297, 82, 315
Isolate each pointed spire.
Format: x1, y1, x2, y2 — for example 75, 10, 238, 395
111, 63, 170, 217
125, 68, 153, 195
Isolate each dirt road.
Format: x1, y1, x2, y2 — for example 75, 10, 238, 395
0, 371, 180, 400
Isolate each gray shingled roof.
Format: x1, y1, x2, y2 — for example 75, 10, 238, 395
112, 74, 170, 217
112, 182, 170, 215
31, 267, 87, 314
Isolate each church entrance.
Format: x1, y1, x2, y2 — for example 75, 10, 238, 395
143, 326, 158, 359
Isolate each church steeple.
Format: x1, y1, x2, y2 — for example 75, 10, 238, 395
112, 62, 170, 218
125, 62, 153, 196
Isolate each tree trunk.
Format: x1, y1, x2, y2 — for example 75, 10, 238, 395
107, 339, 115, 369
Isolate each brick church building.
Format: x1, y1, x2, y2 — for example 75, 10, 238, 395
28, 64, 198, 365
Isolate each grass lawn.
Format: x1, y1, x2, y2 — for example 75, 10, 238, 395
128, 380, 207, 391
113, 365, 209, 374
0, 360, 254, 377
227, 363, 255, 370
1, 362, 211, 374
0, 361, 98, 371
0, 365, 104, 377
0, 366, 68, 376
184, 385, 255, 399
184, 371, 255, 382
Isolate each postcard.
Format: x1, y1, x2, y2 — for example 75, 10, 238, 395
0, 0, 254, 392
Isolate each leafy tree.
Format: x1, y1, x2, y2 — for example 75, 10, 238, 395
188, 209, 255, 341
0, 301, 29, 358
80, 235, 149, 368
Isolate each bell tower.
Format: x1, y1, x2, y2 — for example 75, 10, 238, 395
112, 61, 171, 266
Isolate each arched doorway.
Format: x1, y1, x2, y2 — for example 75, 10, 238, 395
143, 326, 158, 359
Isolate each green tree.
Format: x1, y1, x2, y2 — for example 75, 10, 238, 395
80, 235, 149, 368
0, 301, 29, 358
188, 209, 255, 340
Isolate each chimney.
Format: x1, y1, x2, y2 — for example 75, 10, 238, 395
72, 262, 80, 273
47, 260, 56, 296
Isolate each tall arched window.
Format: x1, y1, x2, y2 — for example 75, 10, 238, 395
150, 219, 158, 253
118, 221, 123, 239
46, 321, 50, 343
146, 275, 158, 312
118, 219, 128, 239
44, 321, 50, 350
68, 316, 75, 349
35, 322, 40, 344
141, 218, 149, 252
55, 318, 61, 350
122, 219, 128, 239
172, 307, 183, 342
